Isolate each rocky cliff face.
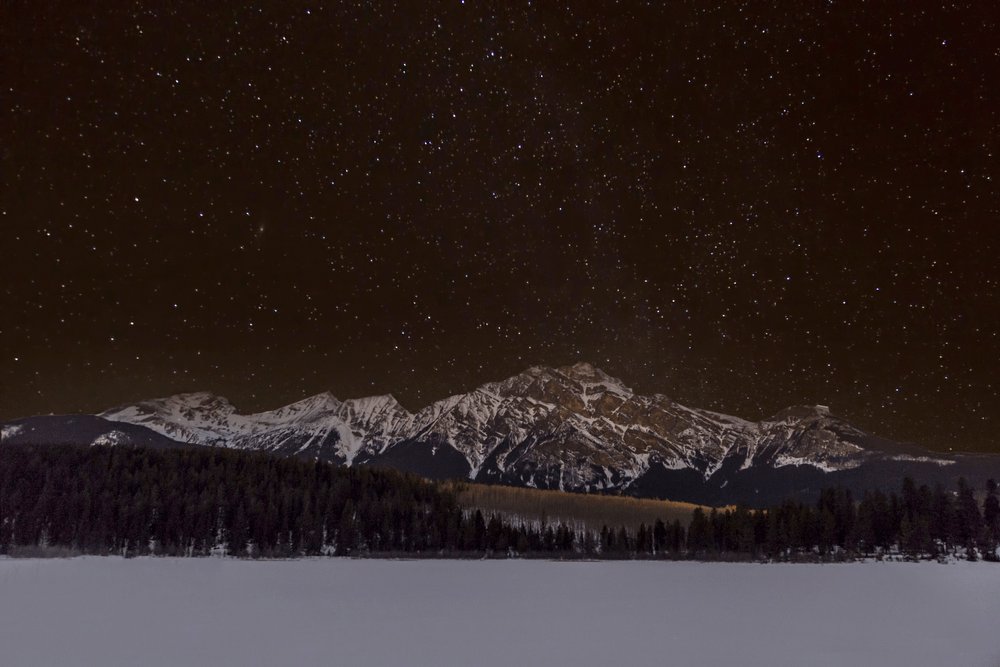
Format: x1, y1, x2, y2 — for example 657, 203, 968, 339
86, 362, 962, 504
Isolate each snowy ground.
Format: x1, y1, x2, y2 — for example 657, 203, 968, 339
1, 558, 998, 667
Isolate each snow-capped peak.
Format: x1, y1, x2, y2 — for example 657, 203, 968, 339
341, 393, 405, 413
768, 404, 836, 422
100, 392, 240, 445
556, 361, 633, 397
244, 392, 342, 425
162, 391, 234, 407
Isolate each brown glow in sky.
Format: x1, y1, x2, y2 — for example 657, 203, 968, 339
1, 2, 997, 451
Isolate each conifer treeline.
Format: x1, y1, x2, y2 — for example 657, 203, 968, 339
0, 444, 582, 558
1, 444, 998, 561
686, 479, 999, 561
1, 444, 451, 556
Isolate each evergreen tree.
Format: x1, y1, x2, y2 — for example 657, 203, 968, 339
981, 479, 999, 561
983, 480, 1000, 537
653, 518, 667, 555
688, 508, 710, 554
956, 478, 983, 552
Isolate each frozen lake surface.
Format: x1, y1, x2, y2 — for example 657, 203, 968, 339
1, 557, 998, 667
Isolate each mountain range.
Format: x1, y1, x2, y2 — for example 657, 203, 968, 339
3, 362, 997, 505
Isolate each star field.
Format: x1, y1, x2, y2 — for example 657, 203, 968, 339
1, 2, 998, 451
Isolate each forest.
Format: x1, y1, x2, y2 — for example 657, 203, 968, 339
1, 443, 998, 561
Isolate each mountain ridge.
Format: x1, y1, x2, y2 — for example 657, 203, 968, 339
4, 362, 995, 505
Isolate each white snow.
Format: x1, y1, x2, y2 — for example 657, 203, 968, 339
773, 454, 863, 472
0, 558, 997, 667
0, 424, 23, 440
91, 430, 127, 447
888, 454, 956, 466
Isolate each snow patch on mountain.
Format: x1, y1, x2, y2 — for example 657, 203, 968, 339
92, 430, 129, 447
773, 454, 863, 473
888, 454, 955, 466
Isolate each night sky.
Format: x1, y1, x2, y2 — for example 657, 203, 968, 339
2, 2, 997, 452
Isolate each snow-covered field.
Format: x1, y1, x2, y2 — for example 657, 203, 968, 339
1, 558, 998, 667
